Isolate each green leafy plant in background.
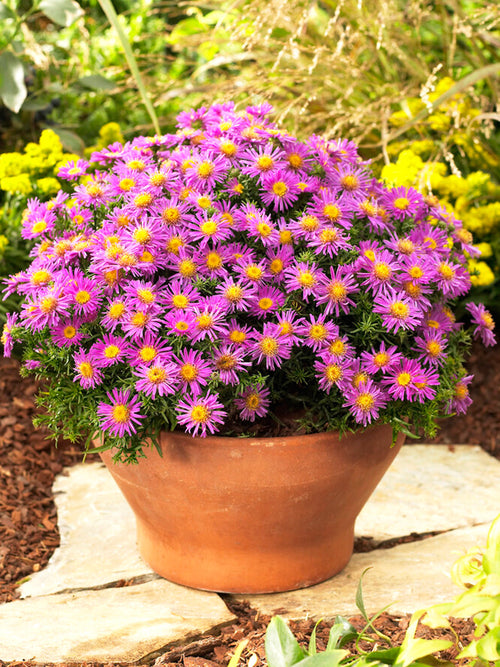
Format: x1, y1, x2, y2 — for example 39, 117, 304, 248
241, 514, 500, 667
0, 0, 84, 113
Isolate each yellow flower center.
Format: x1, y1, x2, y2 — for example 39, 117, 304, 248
393, 197, 410, 210
397, 372, 412, 386
133, 228, 152, 244
298, 271, 315, 287
75, 289, 92, 305
175, 321, 189, 332
320, 227, 339, 243
31, 270, 52, 285
131, 312, 148, 326
180, 363, 198, 382
424, 236, 437, 249
373, 262, 392, 281
229, 329, 246, 344
410, 266, 424, 279
355, 393, 375, 411
366, 352, 386, 370
63, 326, 77, 339
119, 178, 135, 191
206, 252, 223, 270
328, 282, 347, 301
310, 324, 327, 340
147, 367, 167, 383
108, 302, 125, 319
455, 383, 468, 399
112, 404, 129, 423
172, 294, 189, 309
190, 405, 210, 423
139, 346, 156, 362
137, 289, 155, 304
197, 161, 214, 178
150, 173, 166, 187
178, 259, 197, 278
162, 207, 181, 224
439, 263, 455, 280
196, 314, 213, 330
426, 340, 442, 357
257, 155, 274, 171
197, 196, 212, 209
201, 220, 218, 236
389, 302, 410, 319
279, 229, 293, 244
325, 364, 342, 383
104, 344, 120, 358
245, 265, 263, 281
78, 361, 94, 378
257, 222, 273, 238
329, 339, 346, 356
340, 174, 359, 191
398, 239, 415, 254
166, 237, 183, 254
300, 216, 319, 232
287, 153, 303, 169
85, 184, 103, 198
245, 394, 261, 410
32, 221, 47, 234
360, 200, 377, 216
127, 159, 145, 171
259, 337, 278, 356
220, 140, 237, 156
40, 296, 58, 313
258, 297, 274, 311
364, 249, 376, 261
481, 313, 495, 330
323, 204, 340, 221
216, 355, 236, 371
272, 181, 288, 197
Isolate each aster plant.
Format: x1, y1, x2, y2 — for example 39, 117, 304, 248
1, 103, 496, 463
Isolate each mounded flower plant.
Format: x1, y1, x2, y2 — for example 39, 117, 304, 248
1, 102, 496, 463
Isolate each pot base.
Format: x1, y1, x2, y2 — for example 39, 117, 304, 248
100, 425, 404, 594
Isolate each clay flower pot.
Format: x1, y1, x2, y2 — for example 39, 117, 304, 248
100, 423, 404, 594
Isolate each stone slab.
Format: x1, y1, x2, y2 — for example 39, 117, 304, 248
20, 445, 500, 598
356, 444, 500, 542
232, 523, 491, 620
0, 579, 235, 663
20, 461, 152, 598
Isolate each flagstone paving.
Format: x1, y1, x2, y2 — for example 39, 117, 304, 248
1, 444, 499, 663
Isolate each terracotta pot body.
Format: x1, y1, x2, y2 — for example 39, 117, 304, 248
99, 424, 404, 594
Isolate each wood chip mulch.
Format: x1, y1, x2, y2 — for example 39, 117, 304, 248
0, 340, 498, 667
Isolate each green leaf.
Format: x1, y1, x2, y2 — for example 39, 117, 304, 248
308, 619, 322, 655
295, 651, 348, 667
49, 127, 85, 154
396, 638, 453, 667
96, 0, 160, 135
326, 618, 358, 650
355, 568, 372, 621
0, 51, 27, 113
476, 628, 500, 662
227, 639, 249, 667
77, 74, 117, 91
39, 0, 84, 27
265, 617, 307, 667
0, 2, 16, 19
484, 514, 500, 575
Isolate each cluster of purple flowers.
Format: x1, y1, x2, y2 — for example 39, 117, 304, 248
1, 102, 496, 441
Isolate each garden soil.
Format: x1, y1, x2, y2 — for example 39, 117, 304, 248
0, 340, 498, 667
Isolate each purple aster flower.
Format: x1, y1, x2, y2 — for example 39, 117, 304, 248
360, 342, 402, 375
121, 307, 163, 340
323, 332, 353, 361
296, 314, 337, 352
57, 159, 89, 180
307, 224, 352, 258
213, 344, 251, 385
410, 223, 449, 256
101, 297, 128, 332
250, 286, 285, 319
97, 388, 146, 438
90, 334, 130, 367
446, 375, 473, 415
315, 265, 359, 316
283, 261, 325, 300
466, 302, 496, 347
250, 323, 292, 371
1, 313, 19, 357
21, 281, 72, 332
73, 348, 104, 389
191, 300, 229, 343
358, 249, 400, 295
222, 319, 256, 348
265, 246, 295, 283
240, 145, 286, 178
380, 358, 427, 402
134, 359, 179, 398
164, 309, 197, 337
433, 258, 470, 297
413, 367, 440, 403
235, 384, 271, 421
50, 318, 86, 348
21, 201, 57, 240
244, 211, 280, 247
289, 212, 322, 240
216, 277, 256, 312
260, 170, 301, 212
314, 353, 353, 394
66, 271, 103, 317
328, 164, 371, 195
380, 186, 424, 221
309, 190, 354, 229
415, 330, 448, 367
184, 154, 229, 191
176, 392, 227, 437
195, 246, 231, 279
128, 333, 172, 366
234, 257, 269, 286
186, 211, 232, 248
174, 348, 213, 395
164, 280, 200, 311
343, 379, 388, 426
275, 310, 305, 345
373, 289, 423, 333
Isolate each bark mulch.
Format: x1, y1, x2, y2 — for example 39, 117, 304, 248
0, 340, 498, 667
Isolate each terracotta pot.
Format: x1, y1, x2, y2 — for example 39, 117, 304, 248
99, 423, 404, 594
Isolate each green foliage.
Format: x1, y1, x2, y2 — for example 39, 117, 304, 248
254, 514, 500, 667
